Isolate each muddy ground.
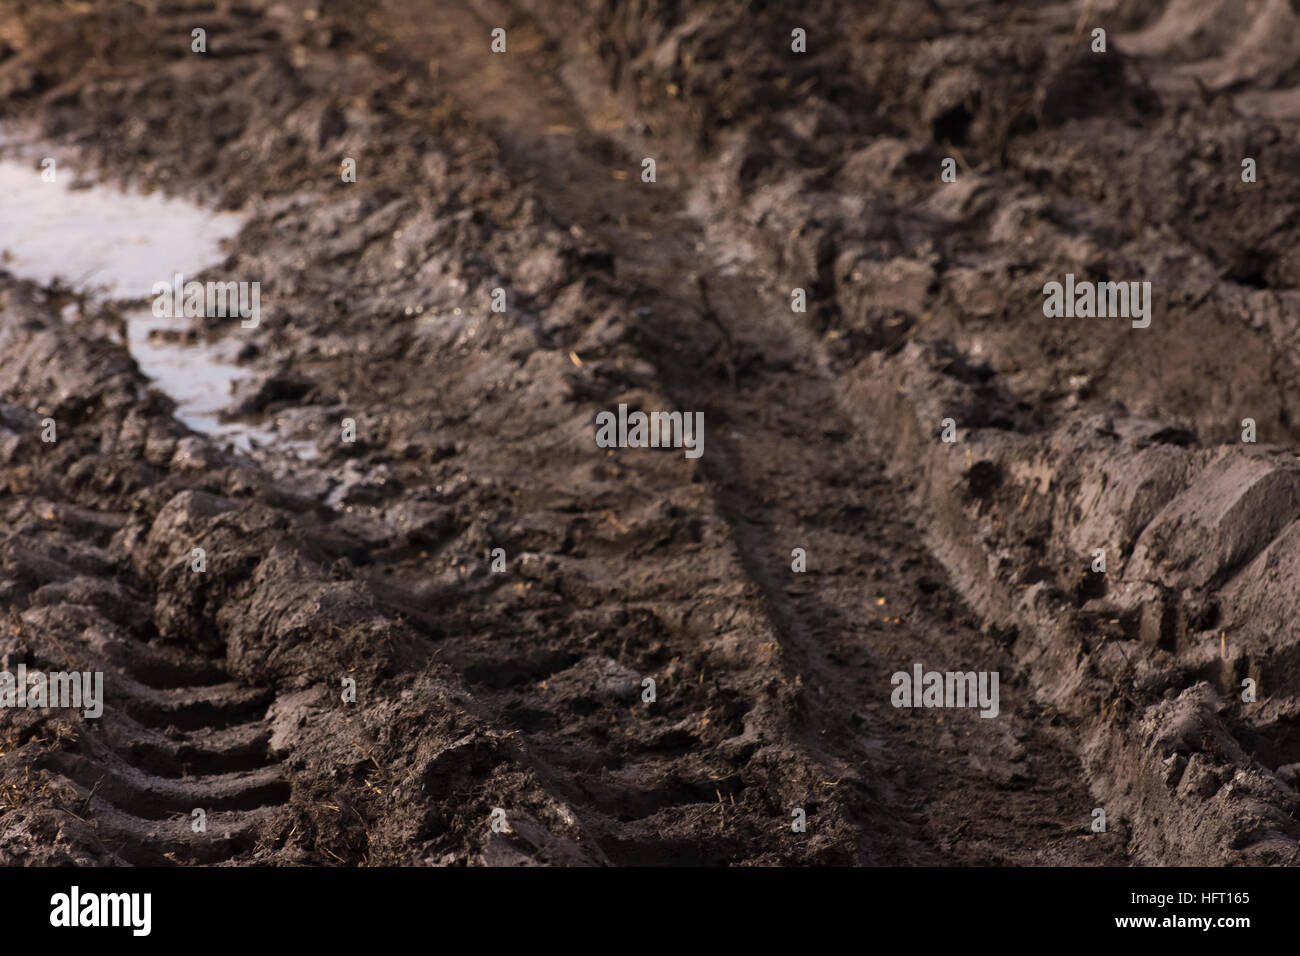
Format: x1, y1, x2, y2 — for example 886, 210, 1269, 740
0, 0, 1296, 865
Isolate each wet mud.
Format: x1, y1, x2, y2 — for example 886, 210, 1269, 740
0, 0, 1296, 865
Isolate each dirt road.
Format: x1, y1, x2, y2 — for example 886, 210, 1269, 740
0, 0, 1296, 865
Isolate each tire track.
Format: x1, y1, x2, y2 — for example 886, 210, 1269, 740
371, 0, 1129, 864
8, 519, 289, 865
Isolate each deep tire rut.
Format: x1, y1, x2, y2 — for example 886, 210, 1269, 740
14, 533, 288, 866
370, 0, 1130, 864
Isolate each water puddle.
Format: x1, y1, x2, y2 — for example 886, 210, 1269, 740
0, 144, 299, 455
124, 309, 259, 447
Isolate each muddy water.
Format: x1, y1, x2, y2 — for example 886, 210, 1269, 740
0, 153, 279, 451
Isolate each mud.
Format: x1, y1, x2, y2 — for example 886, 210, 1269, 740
0, 0, 1296, 865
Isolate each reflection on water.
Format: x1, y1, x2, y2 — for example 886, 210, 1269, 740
0, 152, 304, 456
